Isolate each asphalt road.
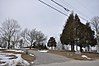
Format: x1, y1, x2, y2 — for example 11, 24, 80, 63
28, 50, 71, 65
35, 60, 99, 66
22, 49, 99, 66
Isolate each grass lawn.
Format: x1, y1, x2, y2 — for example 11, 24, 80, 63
48, 50, 99, 60
0, 49, 36, 63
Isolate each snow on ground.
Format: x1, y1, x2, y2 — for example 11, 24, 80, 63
0, 47, 6, 49
38, 50, 48, 53
30, 54, 35, 56
6, 49, 24, 52
82, 55, 91, 60
0, 53, 30, 66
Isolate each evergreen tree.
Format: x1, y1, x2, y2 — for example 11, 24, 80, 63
84, 23, 96, 51
60, 13, 75, 51
47, 37, 57, 49
60, 13, 96, 52
75, 22, 96, 52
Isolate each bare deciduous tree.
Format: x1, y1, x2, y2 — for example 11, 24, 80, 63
91, 16, 99, 53
21, 28, 47, 49
26, 29, 37, 49
11, 33, 21, 49
35, 31, 47, 49
0, 19, 20, 49
35, 31, 47, 45
21, 28, 29, 47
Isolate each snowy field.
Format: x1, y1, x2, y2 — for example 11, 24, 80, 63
38, 50, 48, 53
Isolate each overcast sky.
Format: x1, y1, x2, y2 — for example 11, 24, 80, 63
0, 0, 99, 39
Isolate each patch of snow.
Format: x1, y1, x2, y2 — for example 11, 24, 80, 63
15, 50, 24, 52
0, 53, 30, 66
6, 49, 24, 52
31, 62, 34, 64
82, 55, 87, 58
92, 45, 97, 50
81, 55, 91, 60
0, 47, 6, 49
30, 54, 34, 56
38, 50, 48, 53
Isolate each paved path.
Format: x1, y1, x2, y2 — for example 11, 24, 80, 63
28, 50, 72, 65
35, 60, 99, 66
21, 49, 99, 66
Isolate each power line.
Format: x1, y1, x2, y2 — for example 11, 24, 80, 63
60, 0, 88, 21
39, 0, 88, 21
51, 0, 70, 12
38, 0, 68, 16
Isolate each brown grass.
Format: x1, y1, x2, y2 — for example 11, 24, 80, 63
21, 53, 36, 63
48, 50, 99, 60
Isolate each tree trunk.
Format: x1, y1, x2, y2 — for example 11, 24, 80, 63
76, 45, 78, 51
12, 42, 15, 49
8, 40, 10, 49
30, 41, 32, 49
87, 45, 90, 52
71, 42, 74, 51
80, 44, 83, 52
62, 45, 65, 50
97, 36, 99, 53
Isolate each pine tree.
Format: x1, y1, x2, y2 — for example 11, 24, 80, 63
60, 13, 75, 51
84, 23, 96, 51
78, 23, 87, 52
47, 37, 57, 49
75, 22, 96, 52
60, 13, 96, 52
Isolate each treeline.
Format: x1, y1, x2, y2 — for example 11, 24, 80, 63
0, 14, 99, 52
0, 19, 47, 49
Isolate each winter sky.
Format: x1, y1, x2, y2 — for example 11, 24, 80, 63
0, 0, 99, 39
